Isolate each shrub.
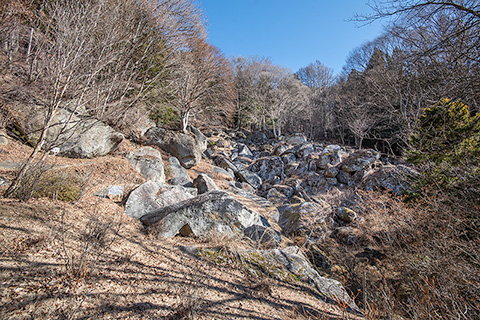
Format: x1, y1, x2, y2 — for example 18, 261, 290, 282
33, 169, 83, 202
407, 98, 480, 200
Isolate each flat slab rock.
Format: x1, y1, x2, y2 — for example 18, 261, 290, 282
140, 190, 270, 238
125, 181, 197, 219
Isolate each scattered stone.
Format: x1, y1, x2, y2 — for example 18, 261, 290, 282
216, 157, 238, 172
193, 173, 219, 194
308, 245, 332, 272
286, 134, 307, 145
235, 169, 262, 189
243, 225, 281, 248
274, 144, 291, 156
266, 188, 289, 206
337, 207, 357, 223
247, 157, 284, 181
127, 146, 165, 183
0, 130, 8, 145
341, 149, 380, 173
167, 157, 192, 187
237, 144, 254, 159
324, 164, 339, 178
241, 246, 360, 313
355, 247, 386, 260
211, 165, 234, 178
361, 164, 418, 195
278, 201, 332, 237
0, 175, 8, 186
187, 125, 207, 152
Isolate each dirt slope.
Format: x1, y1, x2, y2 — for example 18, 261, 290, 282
0, 139, 361, 319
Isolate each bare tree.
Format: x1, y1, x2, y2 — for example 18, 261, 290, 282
167, 38, 235, 132
297, 60, 336, 139
2, 0, 206, 198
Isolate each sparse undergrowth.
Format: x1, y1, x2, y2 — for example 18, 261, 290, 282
311, 188, 480, 320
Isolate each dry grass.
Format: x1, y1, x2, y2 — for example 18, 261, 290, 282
0, 141, 362, 320
312, 188, 480, 320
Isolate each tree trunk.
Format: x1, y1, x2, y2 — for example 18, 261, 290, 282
4, 109, 53, 198
181, 109, 190, 133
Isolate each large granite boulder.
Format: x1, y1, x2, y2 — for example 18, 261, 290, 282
145, 127, 201, 169
125, 181, 197, 219
140, 190, 270, 238
278, 200, 332, 237
127, 147, 165, 183
247, 156, 285, 181
361, 164, 418, 195
45, 108, 123, 158
340, 149, 380, 173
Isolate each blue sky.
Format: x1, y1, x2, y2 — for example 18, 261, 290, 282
198, 0, 387, 75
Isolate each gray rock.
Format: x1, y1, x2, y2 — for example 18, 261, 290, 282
336, 170, 352, 185
0, 175, 8, 186
308, 245, 332, 272
361, 164, 418, 195
274, 144, 291, 156
243, 225, 281, 248
281, 153, 297, 165
193, 174, 219, 194
324, 164, 339, 178
45, 109, 123, 158
286, 134, 307, 145
295, 144, 315, 159
237, 144, 254, 159
167, 157, 192, 187
247, 156, 284, 181
140, 190, 269, 238
278, 201, 332, 237
337, 207, 357, 223
125, 181, 197, 219
187, 125, 207, 152
248, 131, 267, 143
235, 169, 262, 189
203, 149, 215, 159
96, 185, 124, 200
145, 127, 201, 169
325, 177, 338, 187
212, 165, 234, 178
0, 130, 8, 145
266, 188, 289, 206
341, 149, 380, 173
127, 147, 165, 183
216, 157, 238, 172
271, 184, 295, 199
242, 246, 360, 313
317, 145, 348, 169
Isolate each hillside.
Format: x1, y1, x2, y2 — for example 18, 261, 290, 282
1, 137, 366, 320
